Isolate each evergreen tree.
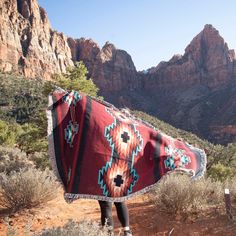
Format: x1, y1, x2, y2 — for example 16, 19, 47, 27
44, 61, 100, 98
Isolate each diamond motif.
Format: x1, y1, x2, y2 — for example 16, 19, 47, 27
98, 108, 143, 197
105, 120, 143, 164
98, 159, 139, 197
63, 90, 82, 106
164, 146, 191, 170
64, 121, 79, 147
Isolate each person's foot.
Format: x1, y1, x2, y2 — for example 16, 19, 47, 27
124, 230, 132, 236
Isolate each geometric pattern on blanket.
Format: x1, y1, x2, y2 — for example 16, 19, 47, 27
47, 89, 207, 202
164, 146, 191, 170
98, 108, 143, 197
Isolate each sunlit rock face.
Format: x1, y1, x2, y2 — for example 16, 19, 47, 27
0, 0, 139, 92
144, 24, 236, 91
68, 39, 139, 93
0, 0, 74, 79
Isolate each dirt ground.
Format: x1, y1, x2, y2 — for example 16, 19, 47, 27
0, 189, 236, 236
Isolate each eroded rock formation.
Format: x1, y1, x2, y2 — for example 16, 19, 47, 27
144, 24, 236, 91
1, 0, 74, 79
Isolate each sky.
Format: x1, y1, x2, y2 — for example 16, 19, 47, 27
38, 0, 236, 71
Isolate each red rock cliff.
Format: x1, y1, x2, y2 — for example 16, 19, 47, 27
0, 0, 139, 92
145, 24, 236, 91
67, 38, 139, 93
0, 0, 75, 79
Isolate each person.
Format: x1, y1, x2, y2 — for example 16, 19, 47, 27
98, 200, 132, 236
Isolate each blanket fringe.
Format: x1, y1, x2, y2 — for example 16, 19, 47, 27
47, 94, 65, 190
64, 180, 161, 203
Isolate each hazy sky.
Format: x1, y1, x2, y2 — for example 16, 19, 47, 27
38, 0, 236, 71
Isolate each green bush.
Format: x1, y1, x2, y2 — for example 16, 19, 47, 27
216, 143, 236, 170
0, 73, 47, 124
17, 123, 48, 155
0, 168, 58, 212
44, 61, 100, 98
28, 152, 50, 170
0, 120, 22, 147
208, 163, 236, 182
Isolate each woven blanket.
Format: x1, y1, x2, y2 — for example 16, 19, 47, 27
47, 89, 207, 202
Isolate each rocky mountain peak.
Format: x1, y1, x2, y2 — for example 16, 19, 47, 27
68, 37, 100, 62
185, 24, 232, 70
202, 23, 219, 33
0, 0, 73, 78
103, 41, 116, 49
100, 41, 117, 62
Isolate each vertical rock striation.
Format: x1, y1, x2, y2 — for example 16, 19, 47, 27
0, 0, 74, 79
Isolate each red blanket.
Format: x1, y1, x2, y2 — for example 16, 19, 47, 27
47, 89, 206, 202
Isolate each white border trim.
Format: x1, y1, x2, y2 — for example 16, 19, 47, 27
47, 94, 65, 190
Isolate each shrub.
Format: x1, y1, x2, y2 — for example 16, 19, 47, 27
0, 120, 22, 147
35, 219, 111, 236
28, 152, 50, 170
17, 123, 48, 155
151, 173, 223, 217
44, 61, 100, 98
208, 163, 236, 182
0, 168, 58, 212
0, 73, 47, 124
0, 146, 33, 174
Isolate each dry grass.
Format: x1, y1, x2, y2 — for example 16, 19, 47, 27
0, 168, 58, 213
5, 219, 112, 236
0, 146, 33, 174
34, 219, 111, 236
151, 173, 224, 217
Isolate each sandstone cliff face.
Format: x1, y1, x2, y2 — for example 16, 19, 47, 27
134, 25, 236, 145
68, 39, 139, 93
0, 0, 74, 79
144, 24, 236, 91
0, 0, 138, 91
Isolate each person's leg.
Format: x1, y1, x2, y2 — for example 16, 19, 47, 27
114, 202, 132, 235
98, 200, 114, 227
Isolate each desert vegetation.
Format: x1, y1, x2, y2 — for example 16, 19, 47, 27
151, 173, 236, 218
34, 219, 111, 236
0, 62, 236, 235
